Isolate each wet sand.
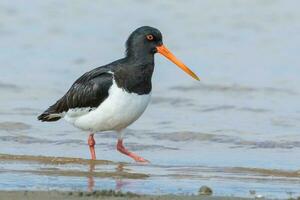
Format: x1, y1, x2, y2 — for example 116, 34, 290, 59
0, 153, 148, 179
1, 153, 299, 179
1, 154, 299, 199
0, 191, 251, 200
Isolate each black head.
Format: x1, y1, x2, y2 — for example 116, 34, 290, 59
125, 26, 200, 81
125, 26, 163, 59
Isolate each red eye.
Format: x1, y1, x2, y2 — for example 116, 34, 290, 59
146, 34, 154, 41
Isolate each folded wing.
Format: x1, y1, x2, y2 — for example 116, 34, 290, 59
38, 67, 113, 122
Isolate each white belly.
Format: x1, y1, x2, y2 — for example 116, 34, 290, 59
64, 81, 151, 132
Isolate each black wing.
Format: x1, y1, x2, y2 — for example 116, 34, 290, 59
38, 66, 113, 122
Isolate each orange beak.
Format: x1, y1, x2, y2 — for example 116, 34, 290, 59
156, 45, 200, 81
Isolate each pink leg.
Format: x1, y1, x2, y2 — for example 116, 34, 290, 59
116, 139, 149, 163
88, 134, 96, 160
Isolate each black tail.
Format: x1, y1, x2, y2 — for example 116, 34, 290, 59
38, 112, 61, 122
38, 105, 63, 122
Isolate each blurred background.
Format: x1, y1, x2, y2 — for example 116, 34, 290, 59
0, 0, 299, 198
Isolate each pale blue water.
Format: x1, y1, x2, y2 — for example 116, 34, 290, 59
0, 0, 300, 198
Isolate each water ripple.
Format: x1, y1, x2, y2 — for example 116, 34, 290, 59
171, 83, 298, 95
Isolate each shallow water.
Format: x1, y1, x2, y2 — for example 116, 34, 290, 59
0, 0, 300, 199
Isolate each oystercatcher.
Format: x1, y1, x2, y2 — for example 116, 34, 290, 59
38, 26, 199, 163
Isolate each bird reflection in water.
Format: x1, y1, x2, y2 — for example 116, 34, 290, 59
87, 161, 95, 192
87, 162, 129, 192
115, 164, 130, 191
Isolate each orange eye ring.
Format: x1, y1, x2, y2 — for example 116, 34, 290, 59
146, 34, 154, 41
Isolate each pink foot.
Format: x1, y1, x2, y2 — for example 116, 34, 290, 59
116, 139, 149, 163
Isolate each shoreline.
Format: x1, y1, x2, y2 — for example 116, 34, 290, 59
1, 153, 299, 179
0, 190, 251, 200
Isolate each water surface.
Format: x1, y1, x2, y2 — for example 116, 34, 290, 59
0, 0, 300, 199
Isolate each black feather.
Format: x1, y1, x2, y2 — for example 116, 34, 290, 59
38, 66, 113, 122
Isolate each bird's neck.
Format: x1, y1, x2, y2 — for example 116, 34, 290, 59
114, 57, 154, 95
126, 48, 154, 65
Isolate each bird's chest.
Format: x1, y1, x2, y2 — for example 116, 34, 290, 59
106, 82, 151, 122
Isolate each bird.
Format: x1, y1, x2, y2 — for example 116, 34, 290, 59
38, 26, 199, 163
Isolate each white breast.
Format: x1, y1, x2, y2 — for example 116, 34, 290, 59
64, 80, 151, 132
